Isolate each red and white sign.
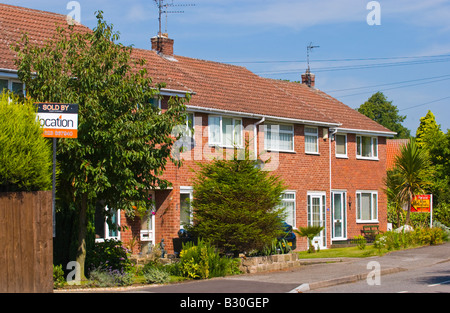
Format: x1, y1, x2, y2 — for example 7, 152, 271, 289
411, 194, 432, 213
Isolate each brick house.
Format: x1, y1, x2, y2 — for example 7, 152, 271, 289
0, 4, 396, 254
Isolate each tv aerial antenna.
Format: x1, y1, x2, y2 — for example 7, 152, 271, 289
306, 42, 320, 73
154, 0, 195, 36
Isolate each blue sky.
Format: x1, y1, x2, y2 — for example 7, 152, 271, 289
3, 0, 450, 134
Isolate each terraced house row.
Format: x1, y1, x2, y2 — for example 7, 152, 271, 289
0, 4, 396, 253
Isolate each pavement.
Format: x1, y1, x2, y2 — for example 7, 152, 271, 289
57, 242, 450, 293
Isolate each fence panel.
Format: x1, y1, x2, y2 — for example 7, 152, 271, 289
0, 191, 53, 293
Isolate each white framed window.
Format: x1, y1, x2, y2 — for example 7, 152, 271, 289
305, 126, 319, 154
356, 136, 378, 159
180, 186, 194, 229
280, 191, 296, 228
95, 206, 121, 242
208, 115, 243, 147
149, 97, 161, 110
264, 123, 294, 152
356, 191, 378, 223
0, 78, 25, 96
335, 134, 347, 158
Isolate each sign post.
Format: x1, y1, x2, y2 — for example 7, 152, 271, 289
411, 194, 433, 228
36, 103, 78, 237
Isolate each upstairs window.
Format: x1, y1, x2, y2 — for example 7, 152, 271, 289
0, 78, 25, 96
305, 126, 319, 154
264, 123, 294, 152
208, 115, 243, 147
335, 134, 347, 157
356, 136, 378, 159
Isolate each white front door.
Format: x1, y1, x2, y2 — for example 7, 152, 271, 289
332, 191, 347, 240
308, 192, 326, 249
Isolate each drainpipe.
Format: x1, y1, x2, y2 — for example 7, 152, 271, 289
253, 117, 265, 159
329, 128, 338, 242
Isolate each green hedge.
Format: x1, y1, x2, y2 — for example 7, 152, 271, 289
0, 92, 52, 191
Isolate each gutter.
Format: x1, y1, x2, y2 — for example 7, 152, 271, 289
334, 127, 396, 137
185, 105, 342, 128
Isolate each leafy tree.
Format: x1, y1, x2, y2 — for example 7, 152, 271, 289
0, 92, 52, 191
357, 92, 410, 138
189, 150, 287, 255
13, 12, 188, 278
390, 138, 430, 226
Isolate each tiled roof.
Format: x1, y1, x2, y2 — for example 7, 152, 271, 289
0, 3, 395, 134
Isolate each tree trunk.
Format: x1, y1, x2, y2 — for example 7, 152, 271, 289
76, 193, 88, 280
405, 200, 411, 226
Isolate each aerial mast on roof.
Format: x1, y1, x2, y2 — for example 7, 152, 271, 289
154, 0, 195, 36
306, 42, 320, 73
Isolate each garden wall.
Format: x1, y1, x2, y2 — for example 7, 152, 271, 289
239, 253, 302, 274
0, 191, 53, 293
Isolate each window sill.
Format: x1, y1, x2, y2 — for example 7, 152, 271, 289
356, 156, 379, 161
305, 151, 320, 156
208, 144, 244, 149
356, 220, 379, 224
336, 155, 348, 159
265, 149, 296, 154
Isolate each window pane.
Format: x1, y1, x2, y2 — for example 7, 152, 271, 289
180, 193, 191, 227
209, 116, 221, 144
0, 79, 8, 92
373, 193, 378, 220
222, 117, 233, 146
336, 135, 346, 155
108, 210, 119, 237
280, 125, 293, 132
305, 135, 317, 153
12, 82, 23, 95
357, 136, 361, 156
361, 193, 371, 220
233, 119, 242, 147
305, 127, 318, 134
362, 136, 372, 157
372, 138, 378, 157
283, 201, 295, 227
279, 132, 293, 150
356, 193, 361, 219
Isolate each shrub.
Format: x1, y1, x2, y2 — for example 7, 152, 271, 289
143, 267, 170, 285
86, 239, 133, 275
354, 235, 367, 250
88, 266, 134, 287
189, 151, 287, 255
0, 92, 52, 191
53, 264, 66, 289
176, 239, 240, 280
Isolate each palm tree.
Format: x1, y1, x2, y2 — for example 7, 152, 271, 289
294, 225, 324, 253
392, 138, 430, 226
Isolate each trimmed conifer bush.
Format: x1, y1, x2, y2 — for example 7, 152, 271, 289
189, 150, 287, 255
0, 92, 52, 191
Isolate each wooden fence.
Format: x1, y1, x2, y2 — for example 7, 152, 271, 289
0, 191, 53, 293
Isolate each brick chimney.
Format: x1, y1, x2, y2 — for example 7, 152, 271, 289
151, 33, 174, 55
301, 70, 315, 88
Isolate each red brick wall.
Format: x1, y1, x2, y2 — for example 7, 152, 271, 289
119, 105, 388, 253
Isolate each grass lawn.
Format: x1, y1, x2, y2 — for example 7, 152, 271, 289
297, 245, 392, 259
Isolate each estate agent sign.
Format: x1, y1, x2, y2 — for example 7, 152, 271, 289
411, 194, 433, 227
35, 103, 79, 236
36, 103, 78, 138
